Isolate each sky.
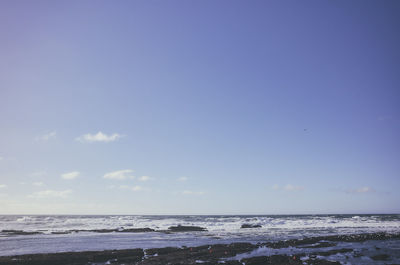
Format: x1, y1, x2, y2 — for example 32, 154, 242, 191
0, 0, 399, 215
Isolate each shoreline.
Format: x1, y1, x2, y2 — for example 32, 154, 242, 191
1, 232, 399, 265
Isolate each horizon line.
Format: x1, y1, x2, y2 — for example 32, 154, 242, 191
0, 213, 399, 216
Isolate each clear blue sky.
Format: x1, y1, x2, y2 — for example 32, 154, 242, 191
0, 0, 399, 214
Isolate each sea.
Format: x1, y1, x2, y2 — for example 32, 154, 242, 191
1, 214, 400, 263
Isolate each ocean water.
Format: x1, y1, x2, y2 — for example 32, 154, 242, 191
0, 214, 399, 258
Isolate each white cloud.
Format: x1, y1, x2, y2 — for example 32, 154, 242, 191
36, 131, 56, 141
61, 171, 80, 180
103, 170, 134, 180
182, 190, 205, 195
138, 176, 152, 182
33, 182, 44, 186
272, 184, 304, 191
272, 184, 280, 190
119, 185, 143, 192
0, 184, 7, 189
356, 187, 372, 193
0, 156, 3, 161
283, 184, 304, 191
76, 131, 123, 143
346, 186, 375, 194
28, 189, 72, 198
131, 185, 143, 191
177, 176, 188, 181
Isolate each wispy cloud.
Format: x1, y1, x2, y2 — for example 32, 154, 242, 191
33, 182, 44, 186
284, 184, 304, 191
177, 176, 188, 181
345, 186, 375, 194
132, 186, 143, 191
182, 190, 205, 195
103, 170, 134, 180
76, 132, 124, 143
28, 189, 72, 198
119, 185, 143, 191
0, 156, 3, 161
272, 184, 304, 192
272, 184, 280, 190
61, 171, 80, 180
138, 176, 152, 182
0, 184, 7, 189
36, 131, 56, 141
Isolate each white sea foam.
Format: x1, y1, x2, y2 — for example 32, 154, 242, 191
1, 215, 400, 235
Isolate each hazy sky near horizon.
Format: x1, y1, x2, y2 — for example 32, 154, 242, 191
0, 0, 399, 214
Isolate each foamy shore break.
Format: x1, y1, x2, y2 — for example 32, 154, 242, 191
1, 225, 207, 235
1, 232, 399, 265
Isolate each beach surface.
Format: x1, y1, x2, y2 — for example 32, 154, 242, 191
1, 232, 400, 264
